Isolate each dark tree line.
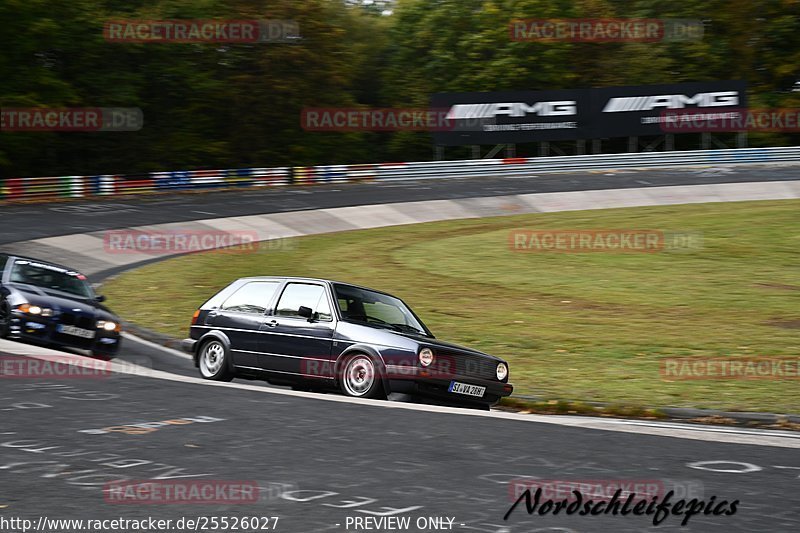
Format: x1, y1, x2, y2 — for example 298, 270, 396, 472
2, 0, 798, 177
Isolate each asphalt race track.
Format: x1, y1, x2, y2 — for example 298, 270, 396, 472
1, 164, 798, 245
2, 166, 799, 533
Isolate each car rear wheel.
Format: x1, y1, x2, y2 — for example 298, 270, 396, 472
339, 353, 386, 400
199, 339, 233, 381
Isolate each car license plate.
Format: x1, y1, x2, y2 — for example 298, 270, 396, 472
57, 324, 95, 339
448, 381, 486, 398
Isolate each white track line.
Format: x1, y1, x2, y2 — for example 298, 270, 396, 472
2, 338, 798, 449
122, 331, 192, 360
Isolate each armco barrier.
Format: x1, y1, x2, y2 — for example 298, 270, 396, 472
2, 147, 799, 203
0, 167, 291, 202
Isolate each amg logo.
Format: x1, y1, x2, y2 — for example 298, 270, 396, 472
447, 101, 577, 120
603, 91, 739, 112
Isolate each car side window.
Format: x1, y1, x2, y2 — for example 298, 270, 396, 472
315, 291, 332, 321
364, 301, 405, 324
275, 283, 331, 321
220, 281, 279, 314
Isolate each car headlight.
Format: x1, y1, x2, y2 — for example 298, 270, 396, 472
97, 320, 119, 332
496, 362, 508, 381
17, 304, 53, 316
419, 348, 434, 367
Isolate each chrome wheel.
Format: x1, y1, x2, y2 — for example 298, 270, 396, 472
200, 340, 226, 378
342, 355, 376, 397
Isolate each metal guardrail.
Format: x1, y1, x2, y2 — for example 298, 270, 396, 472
0, 168, 291, 202
2, 146, 799, 203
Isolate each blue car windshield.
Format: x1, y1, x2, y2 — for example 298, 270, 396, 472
334, 284, 430, 336
10, 260, 94, 298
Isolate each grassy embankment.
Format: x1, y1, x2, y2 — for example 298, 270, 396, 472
102, 200, 800, 413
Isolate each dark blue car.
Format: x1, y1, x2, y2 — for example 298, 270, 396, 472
183, 277, 513, 408
0, 254, 122, 358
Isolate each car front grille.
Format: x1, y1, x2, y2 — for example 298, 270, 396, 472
60, 313, 95, 330
431, 351, 499, 381
53, 312, 96, 348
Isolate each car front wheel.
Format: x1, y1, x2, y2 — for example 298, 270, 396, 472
0, 302, 10, 339
198, 339, 233, 381
339, 354, 386, 400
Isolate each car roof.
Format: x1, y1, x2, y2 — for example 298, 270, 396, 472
238, 276, 396, 297
7, 254, 77, 273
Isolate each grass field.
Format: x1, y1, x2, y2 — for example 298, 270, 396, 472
101, 200, 800, 413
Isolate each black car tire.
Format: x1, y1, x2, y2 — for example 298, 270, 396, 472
338, 353, 386, 400
0, 301, 10, 339
198, 339, 234, 382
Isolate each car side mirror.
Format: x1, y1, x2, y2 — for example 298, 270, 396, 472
298, 305, 313, 319
95, 295, 107, 303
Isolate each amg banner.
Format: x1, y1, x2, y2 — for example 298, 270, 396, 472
431, 81, 746, 145
430, 89, 589, 145
590, 80, 748, 137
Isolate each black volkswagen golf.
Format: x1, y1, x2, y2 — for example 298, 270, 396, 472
0, 254, 122, 358
183, 277, 513, 408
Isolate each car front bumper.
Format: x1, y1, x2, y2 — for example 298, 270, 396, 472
181, 338, 197, 354
9, 312, 120, 355
385, 365, 513, 403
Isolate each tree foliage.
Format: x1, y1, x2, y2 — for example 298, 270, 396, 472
1, 0, 798, 176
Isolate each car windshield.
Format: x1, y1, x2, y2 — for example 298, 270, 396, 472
9, 260, 94, 298
334, 284, 430, 336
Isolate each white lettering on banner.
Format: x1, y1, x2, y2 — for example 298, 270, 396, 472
447, 101, 577, 120
603, 91, 739, 112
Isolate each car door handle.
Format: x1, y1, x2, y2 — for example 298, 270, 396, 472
264, 319, 278, 328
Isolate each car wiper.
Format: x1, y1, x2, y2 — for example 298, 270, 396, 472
346, 317, 393, 329
391, 323, 427, 336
